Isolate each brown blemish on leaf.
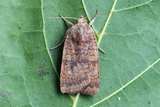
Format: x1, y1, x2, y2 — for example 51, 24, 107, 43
39, 63, 46, 77
98, 32, 101, 35
0, 91, 11, 97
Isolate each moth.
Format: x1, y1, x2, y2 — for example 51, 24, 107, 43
51, 10, 102, 95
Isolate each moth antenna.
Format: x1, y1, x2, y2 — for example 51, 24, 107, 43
84, 11, 113, 19
42, 17, 78, 20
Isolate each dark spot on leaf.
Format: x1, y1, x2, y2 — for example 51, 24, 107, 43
6, 91, 11, 96
0, 93, 5, 97
136, 7, 138, 9
0, 91, 11, 97
39, 63, 46, 77
19, 27, 21, 29
47, 72, 49, 74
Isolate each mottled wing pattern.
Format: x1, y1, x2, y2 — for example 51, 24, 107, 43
60, 33, 90, 94
60, 24, 99, 95
81, 28, 99, 95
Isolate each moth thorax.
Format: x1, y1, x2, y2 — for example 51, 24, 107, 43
76, 16, 87, 24
73, 26, 89, 42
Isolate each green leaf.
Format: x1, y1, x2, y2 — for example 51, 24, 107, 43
0, 0, 160, 107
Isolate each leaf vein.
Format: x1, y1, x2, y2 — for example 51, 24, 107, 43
90, 58, 160, 107
41, 0, 59, 78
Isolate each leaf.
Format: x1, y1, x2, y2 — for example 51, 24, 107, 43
0, 0, 160, 107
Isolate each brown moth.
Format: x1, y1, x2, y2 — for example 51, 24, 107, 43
51, 10, 100, 95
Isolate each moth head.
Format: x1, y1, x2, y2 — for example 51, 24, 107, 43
76, 16, 87, 24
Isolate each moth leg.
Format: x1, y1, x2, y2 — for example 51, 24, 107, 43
51, 14, 74, 50
59, 14, 74, 25
89, 10, 98, 26
50, 38, 64, 50
98, 46, 105, 54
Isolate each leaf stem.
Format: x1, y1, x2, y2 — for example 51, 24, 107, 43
72, 93, 80, 107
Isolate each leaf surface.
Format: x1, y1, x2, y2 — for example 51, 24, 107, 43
0, 0, 160, 107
